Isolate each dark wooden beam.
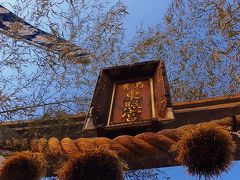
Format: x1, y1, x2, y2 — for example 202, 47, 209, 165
0, 94, 240, 174
1, 94, 239, 140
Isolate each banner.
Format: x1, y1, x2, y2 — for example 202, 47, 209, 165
0, 5, 88, 63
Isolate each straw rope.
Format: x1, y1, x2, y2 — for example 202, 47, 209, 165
3, 117, 239, 166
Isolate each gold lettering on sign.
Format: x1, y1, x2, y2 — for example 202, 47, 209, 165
122, 82, 143, 122
122, 83, 130, 90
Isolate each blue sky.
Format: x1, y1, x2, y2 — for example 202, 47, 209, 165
122, 1, 240, 179
160, 162, 240, 180
1, 0, 240, 179
110, 1, 240, 179
123, 0, 171, 42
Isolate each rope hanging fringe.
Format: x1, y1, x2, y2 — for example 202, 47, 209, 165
0, 117, 239, 179
172, 123, 236, 178
57, 148, 124, 180
0, 151, 46, 180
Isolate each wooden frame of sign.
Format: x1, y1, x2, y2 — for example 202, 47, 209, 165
83, 60, 174, 138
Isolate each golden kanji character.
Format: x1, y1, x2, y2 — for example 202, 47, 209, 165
122, 88, 142, 122
135, 82, 144, 89
122, 83, 130, 90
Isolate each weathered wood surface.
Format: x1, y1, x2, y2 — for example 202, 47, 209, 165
0, 94, 240, 174
2, 116, 240, 176
1, 94, 239, 140
83, 61, 174, 137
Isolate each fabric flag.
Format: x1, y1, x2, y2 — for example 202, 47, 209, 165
0, 5, 89, 63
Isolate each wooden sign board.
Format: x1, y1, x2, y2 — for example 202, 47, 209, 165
83, 61, 174, 137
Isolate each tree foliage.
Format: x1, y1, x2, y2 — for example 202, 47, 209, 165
0, 0, 239, 119
128, 0, 239, 101
0, 0, 128, 120
0, 0, 239, 179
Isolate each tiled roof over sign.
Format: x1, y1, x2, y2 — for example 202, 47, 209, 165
0, 5, 89, 63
